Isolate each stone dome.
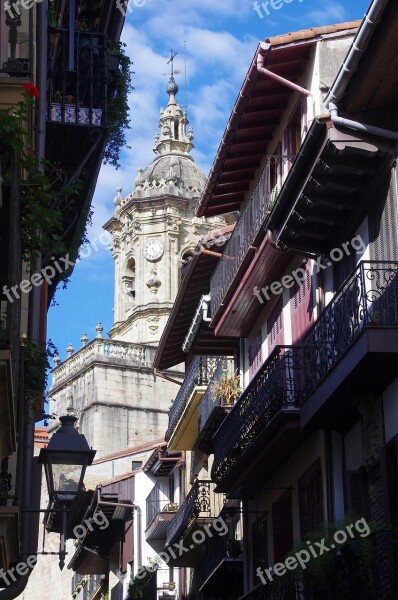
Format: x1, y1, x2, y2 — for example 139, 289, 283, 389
140, 154, 206, 193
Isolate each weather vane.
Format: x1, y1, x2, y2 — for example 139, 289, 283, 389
167, 49, 178, 81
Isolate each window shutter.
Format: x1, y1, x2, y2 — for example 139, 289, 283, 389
249, 331, 262, 380
290, 260, 313, 344
252, 516, 268, 579
272, 492, 293, 563
298, 459, 324, 538
345, 470, 369, 518
120, 519, 134, 573
369, 173, 398, 261
267, 297, 284, 353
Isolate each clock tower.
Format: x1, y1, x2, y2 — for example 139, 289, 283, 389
49, 69, 226, 458
104, 72, 218, 344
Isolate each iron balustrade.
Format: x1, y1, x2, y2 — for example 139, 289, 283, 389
166, 480, 216, 547
303, 261, 398, 396
47, 28, 108, 127
237, 530, 398, 600
201, 533, 242, 585
210, 155, 295, 318
212, 346, 305, 486
198, 357, 235, 436
165, 356, 220, 441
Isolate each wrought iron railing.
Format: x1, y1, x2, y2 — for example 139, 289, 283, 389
165, 356, 220, 441
201, 533, 242, 585
198, 357, 235, 436
212, 346, 305, 486
303, 261, 398, 397
237, 530, 398, 600
210, 155, 295, 318
166, 480, 217, 547
47, 28, 108, 126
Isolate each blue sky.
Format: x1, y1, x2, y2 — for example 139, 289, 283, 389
47, 0, 371, 362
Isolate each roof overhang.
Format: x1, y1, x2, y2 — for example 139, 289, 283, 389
154, 228, 239, 371
196, 22, 361, 219
271, 119, 394, 254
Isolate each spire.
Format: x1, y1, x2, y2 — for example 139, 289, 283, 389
154, 49, 194, 157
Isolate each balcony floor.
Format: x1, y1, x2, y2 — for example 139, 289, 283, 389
301, 326, 398, 430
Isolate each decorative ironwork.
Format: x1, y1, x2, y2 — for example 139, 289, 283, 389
166, 480, 216, 547
210, 155, 295, 318
47, 28, 108, 127
145, 482, 177, 529
212, 346, 305, 486
165, 356, 220, 441
198, 357, 236, 448
0, 457, 12, 505
303, 261, 398, 397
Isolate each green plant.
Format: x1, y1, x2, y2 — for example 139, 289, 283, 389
0, 86, 80, 268
104, 41, 134, 169
270, 517, 383, 598
23, 337, 58, 424
211, 369, 242, 405
126, 559, 160, 600
47, 4, 57, 28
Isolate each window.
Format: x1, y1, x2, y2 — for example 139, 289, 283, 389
272, 491, 293, 563
252, 515, 268, 580
290, 259, 313, 344
248, 331, 262, 380
298, 459, 324, 538
131, 460, 142, 471
124, 258, 136, 299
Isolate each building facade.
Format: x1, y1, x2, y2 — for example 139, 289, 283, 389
154, 4, 398, 600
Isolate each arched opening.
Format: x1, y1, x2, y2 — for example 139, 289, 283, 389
174, 119, 179, 140
124, 257, 136, 299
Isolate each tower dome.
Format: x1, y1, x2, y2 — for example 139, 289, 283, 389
131, 73, 206, 200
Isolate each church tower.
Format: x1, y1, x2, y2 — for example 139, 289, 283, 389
105, 71, 209, 344
48, 70, 223, 457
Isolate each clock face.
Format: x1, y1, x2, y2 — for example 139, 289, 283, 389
144, 239, 164, 262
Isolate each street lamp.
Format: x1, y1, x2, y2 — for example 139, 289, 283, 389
37, 413, 96, 569
38, 414, 96, 502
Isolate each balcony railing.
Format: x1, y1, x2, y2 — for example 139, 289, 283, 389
47, 28, 108, 127
197, 357, 235, 451
212, 346, 304, 486
201, 533, 242, 586
238, 530, 398, 600
210, 155, 294, 318
303, 261, 398, 396
166, 480, 217, 547
165, 356, 220, 441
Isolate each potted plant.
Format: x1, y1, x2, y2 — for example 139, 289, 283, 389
47, 4, 58, 28
211, 369, 242, 406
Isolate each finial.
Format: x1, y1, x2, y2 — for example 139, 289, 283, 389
134, 168, 145, 189
114, 187, 123, 206
66, 343, 74, 357
54, 353, 61, 367
166, 49, 179, 97
80, 332, 88, 346
95, 322, 104, 338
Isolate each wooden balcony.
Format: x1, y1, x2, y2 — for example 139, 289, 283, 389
165, 356, 220, 451
165, 480, 220, 566
210, 156, 294, 328
196, 357, 235, 454
301, 261, 398, 428
212, 346, 305, 494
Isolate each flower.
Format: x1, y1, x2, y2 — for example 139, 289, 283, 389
23, 83, 40, 98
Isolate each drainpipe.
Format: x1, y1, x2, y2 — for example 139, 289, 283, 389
324, 0, 389, 107
257, 43, 313, 98
329, 102, 398, 143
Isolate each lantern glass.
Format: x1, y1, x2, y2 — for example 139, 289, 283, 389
46, 452, 88, 500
